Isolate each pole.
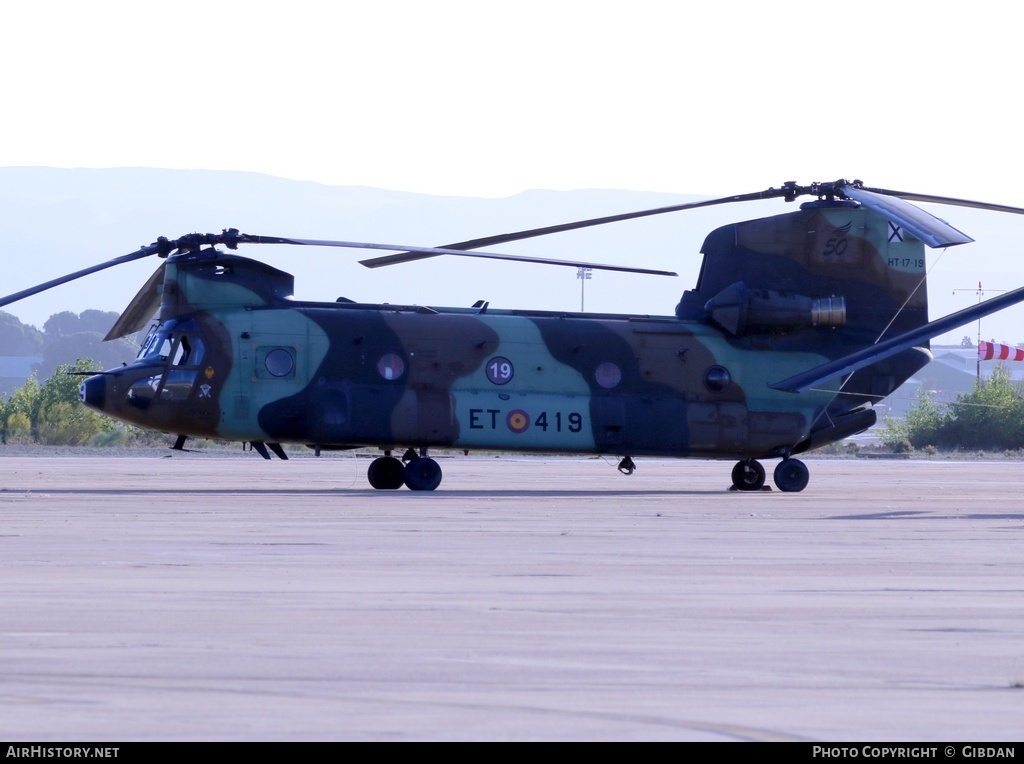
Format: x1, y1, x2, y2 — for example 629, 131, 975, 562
953, 281, 1007, 382
576, 267, 592, 312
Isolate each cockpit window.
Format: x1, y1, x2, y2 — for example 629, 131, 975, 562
183, 336, 205, 366
171, 338, 186, 365
136, 327, 161, 360
136, 326, 205, 367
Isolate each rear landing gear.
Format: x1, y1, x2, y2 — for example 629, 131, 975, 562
773, 458, 809, 493
731, 459, 766, 491
367, 450, 443, 491
730, 457, 810, 492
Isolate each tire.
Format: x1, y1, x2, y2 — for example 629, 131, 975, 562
404, 457, 443, 491
773, 458, 809, 493
731, 459, 766, 491
367, 456, 406, 489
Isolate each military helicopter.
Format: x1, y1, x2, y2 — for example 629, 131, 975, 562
5, 179, 1024, 493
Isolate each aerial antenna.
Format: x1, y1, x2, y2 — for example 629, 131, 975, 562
576, 267, 592, 311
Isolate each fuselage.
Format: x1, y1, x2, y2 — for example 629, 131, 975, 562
80, 299, 846, 459
80, 200, 938, 460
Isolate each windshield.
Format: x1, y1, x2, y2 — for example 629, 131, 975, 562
136, 322, 205, 367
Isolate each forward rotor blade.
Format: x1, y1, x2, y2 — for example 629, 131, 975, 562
0, 225, 676, 323
357, 189, 785, 269
105, 263, 166, 341
0, 244, 161, 311
770, 285, 1024, 393
838, 184, 973, 248
240, 235, 677, 276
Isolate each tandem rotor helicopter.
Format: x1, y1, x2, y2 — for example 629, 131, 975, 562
5, 179, 1024, 493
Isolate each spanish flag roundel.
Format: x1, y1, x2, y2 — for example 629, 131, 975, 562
506, 409, 530, 434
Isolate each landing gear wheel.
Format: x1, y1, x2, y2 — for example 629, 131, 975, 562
773, 458, 809, 493
404, 457, 443, 491
367, 456, 406, 490
731, 459, 766, 491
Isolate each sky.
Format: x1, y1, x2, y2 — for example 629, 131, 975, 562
3, 1, 1019, 202
2, 0, 1022, 344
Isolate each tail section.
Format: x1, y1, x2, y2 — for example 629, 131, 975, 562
677, 199, 933, 400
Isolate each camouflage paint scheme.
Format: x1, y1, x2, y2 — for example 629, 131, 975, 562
81, 200, 931, 467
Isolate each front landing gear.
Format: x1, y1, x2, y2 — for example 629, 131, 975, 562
367, 450, 443, 491
367, 455, 405, 489
404, 456, 443, 491
731, 459, 766, 491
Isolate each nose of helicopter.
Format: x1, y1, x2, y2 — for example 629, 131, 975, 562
79, 374, 105, 412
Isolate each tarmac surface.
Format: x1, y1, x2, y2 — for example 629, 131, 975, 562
1, 451, 1023, 742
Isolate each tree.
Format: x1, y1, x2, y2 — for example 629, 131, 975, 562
35, 358, 101, 415
901, 388, 943, 449
1, 358, 112, 445
882, 365, 1024, 451
0, 311, 44, 356
43, 310, 120, 340
943, 366, 1024, 450
0, 374, 40, 443
44, 311, 85, 340
38, 332, 134, 380
37, 309, 133, 380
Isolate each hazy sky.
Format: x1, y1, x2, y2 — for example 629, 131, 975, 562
3, 1, 1022, 348
3, 1, 1019, 203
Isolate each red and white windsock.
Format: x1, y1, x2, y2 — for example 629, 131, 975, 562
978, 340, 1024, 362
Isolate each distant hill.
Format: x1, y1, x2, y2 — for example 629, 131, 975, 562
2, 167, 1022, 346
0, 168, 717, 333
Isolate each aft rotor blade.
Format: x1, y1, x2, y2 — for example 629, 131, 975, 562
838, 184, 973, 248
240, 234, 677, 276
856, 185, 1024, 217
771, 285, 1024, 393
357, 189, 785, 269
